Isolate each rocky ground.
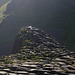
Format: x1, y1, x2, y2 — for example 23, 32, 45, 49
0, 26, 75, 75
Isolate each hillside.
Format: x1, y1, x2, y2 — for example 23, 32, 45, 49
0, 26, 75, 75
0, 0, 75, 56
0, 0, 10, 7
0, 0, 12, 56
0, 0, 11, 23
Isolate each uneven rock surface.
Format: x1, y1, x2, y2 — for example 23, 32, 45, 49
0, 26, 75, 75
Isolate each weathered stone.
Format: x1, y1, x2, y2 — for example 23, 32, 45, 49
57, 62, 66, 66
21, 64, 38, 69
44, 72, 50, 75
15, 71, 28, 74
0, 65, 5, 69
66, 69, 75, 74
43, 67, 53, 70
67, 65, 75, 70
69, 74, 75, 75
9, 64, 19, 71
0, 71, 7, 75
2, 69, 11, 73
50, 70, 65, 75
9, 73, 17, 75
28, 73, 36, 75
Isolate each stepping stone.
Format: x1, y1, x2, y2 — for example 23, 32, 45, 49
55, 58, 64, 61
57, 62, 66, 66
24, 62, 39, 65
16, 67, 29, 71
28, 69, 38, 72
61, 56, 73, 60
43, 64, 54, 67
50, 62, 55, 64
28, 73, 36, 75
50, 70, 65, 75
44, 72, 50, 75
66, 70, 75, 74
67, 65, 75, 70
28, 69, 44, 75
2, 69, 11, 73
69, 74, 75, 75
9, 73, 17, 75
43, 67, 53, 70
15, 71, 28, 74
0, 65, 5, 69
0, 71, 7, 75
21, 64, 37, 68
10, 65, 19, 71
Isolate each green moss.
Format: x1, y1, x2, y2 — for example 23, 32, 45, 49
20, 35, 23, 38
23, 45, 27, 48
3, 56, 13, 64
25, 39, 32, 44
0, 0, 11, 23
20, 27, 26, 32
4, 60, 13, 64
59, 48, 63, 51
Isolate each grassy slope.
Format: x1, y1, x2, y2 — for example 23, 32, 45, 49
0, 0, 9, 7
0, 0, 11, 23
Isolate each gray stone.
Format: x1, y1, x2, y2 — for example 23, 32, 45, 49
2, 69, 11, 73
15, 71, 28, 74
67, 65, 75, 70
9, 73, 17, 75
57, 62, 66, 66
28, 73, 36, 75
0, 71, 7, 75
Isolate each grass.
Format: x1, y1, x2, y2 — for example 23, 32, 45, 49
0, 0, 11, 23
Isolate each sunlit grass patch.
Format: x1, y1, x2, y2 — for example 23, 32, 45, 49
0, 0, 11, 23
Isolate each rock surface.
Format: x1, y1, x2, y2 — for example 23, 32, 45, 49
0, 26, 75, 75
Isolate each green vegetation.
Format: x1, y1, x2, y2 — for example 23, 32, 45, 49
23, 45, 27, 48
20, 27, 26, 32
25, 39, 32, 44
0, 56, 13, 64
0, 0, 10, 7
0, 0, 11, 23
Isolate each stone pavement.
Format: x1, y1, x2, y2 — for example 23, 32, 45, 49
0, 26, 75, 75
